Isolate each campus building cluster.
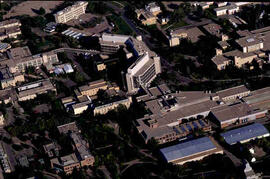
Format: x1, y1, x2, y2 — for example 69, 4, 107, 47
135, 84, 270, 144
99, 33, 161, 93
0, 19, 21, 41
135, 2, 161, 26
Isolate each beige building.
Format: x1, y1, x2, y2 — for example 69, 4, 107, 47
94, 96, 132, 116
212, 26, 270, 70
16, 79, 56, 101
78, 79, 108, 97
0, 66, 24, 89
0, 19, 21, 41
72, 100, 91, 115
216, 85, 250, 103
54, 1, 88, 24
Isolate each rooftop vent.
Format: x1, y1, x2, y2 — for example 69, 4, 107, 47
246, 38, 255, 43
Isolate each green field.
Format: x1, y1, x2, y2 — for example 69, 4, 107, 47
107, 15, 134, 35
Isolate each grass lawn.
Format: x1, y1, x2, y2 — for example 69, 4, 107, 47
162, 20, 188, 30
107, 15, 134, 35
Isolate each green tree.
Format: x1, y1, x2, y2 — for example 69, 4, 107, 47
39, 7, 46, 15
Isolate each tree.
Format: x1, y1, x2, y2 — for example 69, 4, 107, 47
39, 7, 46, 15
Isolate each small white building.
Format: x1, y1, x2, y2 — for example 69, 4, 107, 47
63, 64, 74, 73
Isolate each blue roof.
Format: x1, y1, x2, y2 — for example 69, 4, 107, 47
160, 137, 216, 162
221, 123, 269, 145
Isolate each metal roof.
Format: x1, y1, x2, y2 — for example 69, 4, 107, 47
160, 137, 216, 162
221, 123, 269, 145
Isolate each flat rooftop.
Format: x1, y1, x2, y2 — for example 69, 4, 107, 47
160, 137, 222, 163
216, 85, 250, 99
221, 123, 270, 145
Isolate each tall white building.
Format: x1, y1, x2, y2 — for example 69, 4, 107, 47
54, 1, 88, 23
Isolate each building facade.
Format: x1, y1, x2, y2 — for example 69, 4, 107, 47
54, 1, 88, 23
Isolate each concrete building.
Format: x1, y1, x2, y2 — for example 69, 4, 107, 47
0, 43, 11, 53
57, 122, 79, 134
0, 19, 21, 41
214, 4, 239, 16
221, 123, 270, 145
72, 99, 91, 115
0, 142, 12, 173
126, 52, 161, 93
51, 153, 80, 175
0, 46, 59, 73
216, 85, 250, 103
54, 1, 88, 24
70, 133, 95, 167
160, 137, 223, 165
93, 96, 132, 116
16, 79, 56, 101
210, 103, 267, 128
0, 65, 24, 89
135, 2, 161, 26
168, 26, 205, 47
99, 33, 161, 93
78, 79, 108, 97
212, 25, 270, 70
243, 87, 270, 111
202, 23, 223, 38
43, 142, 60, 158
135, 85, 219, 144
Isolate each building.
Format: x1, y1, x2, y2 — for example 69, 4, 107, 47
51, 153, 80, 175
0, 19, 21, 41
216, 85, 250, 103
0, 65, 24, 89
168, 26, 205, 47
135, 85, 219, 144
78, 79, 108, 97
54, 1, 88, 24
93, 96, 132, 116
243, 160, 261, 179
57, 122, 79, 134
135, 2, 161, 26
243, 87, 270, 111
0, 46, 59, 73
0, 43, 11, 53
99, 33, 161, 93
0, 112, 4, 126
212, 25, 270, 70
16, 79, 56, 101
210, 103, 267, 128
0, 142, 12, 173
202, 23, 223, 38
145, 2, 162, 16
160, 137, 223, 165
126, 52, 161, 93
220, 123, 270, 145
70, 133, 95, 167
214, 4, 239, 16
43, 142, 60, 158
61, 27, 90, 39
71, 99, 91, 115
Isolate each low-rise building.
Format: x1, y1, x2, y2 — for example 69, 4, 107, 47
0, 142, 12, 173
210, 103, 267, 128
243, 87, 270, 111
93, 96, 132, 116
16, 79, 56, 101
0, 65, 25, 89
78, 79, 108, 97
160, 137, 223, 165
202, 23, 223, 38
0, 19, 21, 41
54, 1, 88, 24
135, 2, 161, 26
43, 142, 60, 158
57, 122, 79, 134
168, 26, 205, 46
51, 153, 80, 175
216, 85, 250, 103
214, 4, 239, 16
221, 123, 270, 145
